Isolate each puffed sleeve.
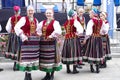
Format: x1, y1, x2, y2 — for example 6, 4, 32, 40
14, 17, 28, 42
6, 17, 12, 33
86, 19, 94, 36
0, 24, 2, 32
74, 19, 83, 35
49, 20, 62, 38
100, 22, 110, 35
36, 21, 43, 36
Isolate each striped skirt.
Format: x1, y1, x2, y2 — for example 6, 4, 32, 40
39, 38, 62, 72
101, 35, 112, 60
83, 36, 105, 64
16, 36, 40, 71
61, 37, 82, 64
5, 33, 20, 60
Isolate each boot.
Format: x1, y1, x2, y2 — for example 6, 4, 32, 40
42, 72, 50, 80
27, 73, 32, 80
66, 64, 71, 73
49, 71, 54, 80
103, 61, 107, 68
24, 72, 28, 80
90, 64, 94, 73
96, 64, 100, 73
13, 62, 18, 71
0, 68, 3, 72
72, 65, 79, 74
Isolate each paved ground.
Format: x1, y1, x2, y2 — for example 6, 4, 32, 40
0, 57, 120, 80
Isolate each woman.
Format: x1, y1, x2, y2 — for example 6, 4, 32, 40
36, 9, 62, 80
83, 8, 104, 73
14, 5, 39, 80
100, 11, 112, 68
77, 8, 86, 67
5, 6, 21, 71
61, 9, 83, 74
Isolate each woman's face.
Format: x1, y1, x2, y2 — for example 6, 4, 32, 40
45, 9, 54, 19
89, 11, 94, 18
78, 9, 84, 16
27, 8, 34, 18
100, 13, 105, 20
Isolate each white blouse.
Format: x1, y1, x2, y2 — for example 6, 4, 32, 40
0, 24, 2, 32
14, 17, 39, 42
6, 17, 12, 33
36, 20, 62, 38
100, 22, 110, 35
74, 19, 83, 35
86, 19, 94, 36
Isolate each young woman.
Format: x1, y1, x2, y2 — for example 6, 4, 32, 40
100, 11, 112, 68
37, 9, 62, 80
61, 9, 83, 74
5, 6, 21, 71
83, 8, 104, 73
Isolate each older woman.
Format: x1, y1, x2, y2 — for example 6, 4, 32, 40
14, 5, 39, 80
61, 9, 83, 74
36, 9, 62, 80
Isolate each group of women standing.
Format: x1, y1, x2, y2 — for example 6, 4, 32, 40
0, 5, 112, 80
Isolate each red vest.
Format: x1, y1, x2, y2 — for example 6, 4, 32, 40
42, 20, 54, 38
11, 15, 21, 32
92, 18, 103, 36
64, 19, 77, 39
21, 17, 37, 36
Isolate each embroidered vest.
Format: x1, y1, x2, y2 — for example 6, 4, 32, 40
64, 19, 77, 39
21, 17, 37, 36
42, 20, 54, 39
92, 18, 103, 37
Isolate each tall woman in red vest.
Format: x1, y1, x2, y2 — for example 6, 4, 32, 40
83, 8, 104, 73
61, 9, 83, 74
5, 6, 21, 71
14, 5, 39, 80
37, 9, 62, 80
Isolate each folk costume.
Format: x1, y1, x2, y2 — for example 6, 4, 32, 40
77, 8, 86, 67
61, 9, 83, 74
14, 6, 39, 80
83, 8, 104, 73
5, 6, 21, 71
100, 12, 112, 68
37, 9, 62, 80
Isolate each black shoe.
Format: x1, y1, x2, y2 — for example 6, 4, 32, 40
66, 64, 72, 73
72, 70, 79, 74
76, 65, 82, 69
67, 69, 72, 73
99, 64, 106, 68
72, 65, 79, 74
13, 62, 18, 71
90, 65, 94, 73
28, 73, 32, 80
0, 68, 3, 72
24, 72, 28, 80
49, 75, 54, 80
42, 73, 50, 80
96, 65, 100, 73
